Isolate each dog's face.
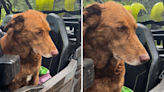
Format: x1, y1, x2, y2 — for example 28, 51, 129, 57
84, 1, 150, 66
4, 10, 58, 58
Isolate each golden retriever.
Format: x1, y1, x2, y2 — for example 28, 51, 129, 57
0, 10, 58, 91
83, 1, 150, 92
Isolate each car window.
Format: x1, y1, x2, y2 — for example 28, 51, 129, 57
9, 0, 80, 11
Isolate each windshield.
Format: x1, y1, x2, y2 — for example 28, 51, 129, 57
84, 0, 164, 29
9, 0, 80, 11
0, 0, 81, 24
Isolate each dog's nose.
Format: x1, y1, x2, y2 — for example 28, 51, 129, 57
51, 50, 59, 56
139, 54, 150, 63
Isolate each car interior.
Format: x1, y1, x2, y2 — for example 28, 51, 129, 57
0, 12, 81, 91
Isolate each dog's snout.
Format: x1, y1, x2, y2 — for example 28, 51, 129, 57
139, 54, 150, 63
51, 50, 59, 56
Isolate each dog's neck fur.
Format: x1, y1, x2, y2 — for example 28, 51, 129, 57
84, 35, 119, 78
0, 33, 35, 59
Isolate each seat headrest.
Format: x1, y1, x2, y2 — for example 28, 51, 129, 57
136, 27, 146, 46
46, 14, 59, 33
1, 15, 13, 30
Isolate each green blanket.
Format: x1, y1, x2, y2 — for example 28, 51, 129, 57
122, 86, 133, 92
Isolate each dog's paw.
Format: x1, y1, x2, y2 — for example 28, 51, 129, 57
8, 79, 24, 91
114, 60, 125, 76
8, 84, 18, 91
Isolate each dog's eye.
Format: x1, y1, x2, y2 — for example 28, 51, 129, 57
117, 26, 124, 32
36, 31, 42, 35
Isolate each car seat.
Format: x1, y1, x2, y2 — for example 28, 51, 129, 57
124, 23, 164, 92
42, 13, 76, 76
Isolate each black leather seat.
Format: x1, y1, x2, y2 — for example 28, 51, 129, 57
42, 13, 75, 76
0, 14, 13, 32
124, 23, 164, 92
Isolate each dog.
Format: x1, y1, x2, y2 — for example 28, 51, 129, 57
0, 10, 58, 91
83, 1, 150, 92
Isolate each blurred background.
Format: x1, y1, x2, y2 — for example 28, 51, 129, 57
83, 0, 164, 30
0, 0, 81, 24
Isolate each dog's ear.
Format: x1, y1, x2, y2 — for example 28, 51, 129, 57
83, 4, 101, 36
4, 15, 24, 32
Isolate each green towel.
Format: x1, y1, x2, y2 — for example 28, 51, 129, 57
39, 66, 49, 75
122, 86, 134, 92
